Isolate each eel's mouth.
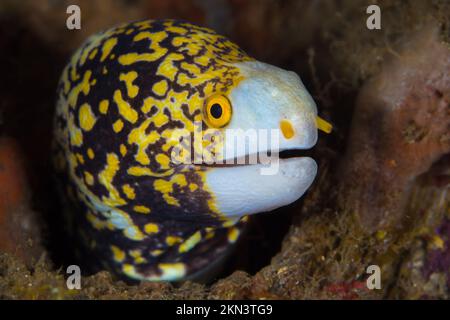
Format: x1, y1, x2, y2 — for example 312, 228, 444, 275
201, 149, 318, 218
279, 148, 314, 159
194, 116, 330, 169
197, 149, 313, 168
196, 116, 331, 218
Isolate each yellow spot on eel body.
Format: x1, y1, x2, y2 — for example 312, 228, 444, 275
84, 171, 94, 186
113, 90, 138, 124
152, 111, 169, 127
179, 231, 202, 253
152, 80, 168, 96
68, 70, 92, 108
127, 166, 174, 177
130, 250, 146, 264
122, 184, 135, 200
166, 236, 183, 246
228, 227, 240, 243
79, 103, 97, 131
111, 245, 125, 262
98, 153, 126, 207
128, 118, 160, 165
150, 249, 163, 256
122, 264, 136, 276
159, 263, 186, 280
76, 153, 85, 164
154, 174, 187, 206
87, 148, 95, 159
124, 225, 145, 241
113, 119, 124, 133
134, 205, 151, 214
156, 53, 184, 81
88, 48, 98, 60
100, 37, 118, 62
99, 99, 109, 114
144, 223, 159, 234
165, 25, 187, 34
120, 71, 139, 98
120, 144, 127, 157
155, 153, 171, 169
205, 228, 215, 240
119, 30, 168, 65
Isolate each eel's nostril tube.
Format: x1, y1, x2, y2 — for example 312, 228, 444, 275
280, 119, 295, 139
316, 116, 333, 134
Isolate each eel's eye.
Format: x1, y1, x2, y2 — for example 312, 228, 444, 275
204, 94, 232, 128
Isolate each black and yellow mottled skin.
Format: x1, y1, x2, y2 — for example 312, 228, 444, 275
53, 20, 255, 281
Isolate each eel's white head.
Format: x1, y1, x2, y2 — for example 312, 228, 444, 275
199, 61, 332, 219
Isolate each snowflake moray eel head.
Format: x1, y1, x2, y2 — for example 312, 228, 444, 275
53, 19, 332, 282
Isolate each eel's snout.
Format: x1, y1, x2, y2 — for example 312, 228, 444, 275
278, 110, 318, 151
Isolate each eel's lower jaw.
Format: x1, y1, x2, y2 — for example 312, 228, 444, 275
202, 156, 318, 218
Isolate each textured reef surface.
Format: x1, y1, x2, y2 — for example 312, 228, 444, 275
0, 0, 449, 299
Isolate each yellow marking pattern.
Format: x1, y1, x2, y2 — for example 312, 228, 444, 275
84, 171, 94, 186
79, 103, 97, 131
159, 263, 186, 280
130, 249, 146, 264
68, 70, 92, 108
144, 223, 159, 234
119, 144, 127, 157
133, 205, 151, 214
166, 236, 183, 246
227, 227, 240, 243
153, 174, 187, 206
100, 37, 118, 62
113, 119, 124, 133
87, 148, 95, 159
99, 99, 109, 114
120, 71, 139, 98
54, 20, 254, 281
111, 245, 126, 262
152, 79, 168, 96
127, 118, 159, 165
156, 53, 184, 81
114, 89, 138, 123
98, 153, 126, 207
179, 231, 202, 253
122, 184, 136, 200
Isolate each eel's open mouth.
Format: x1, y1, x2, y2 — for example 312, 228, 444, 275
197, 149, 313, 168
196, 115, 330, 169
197, 116, 331, 218
202, 151, 318, 218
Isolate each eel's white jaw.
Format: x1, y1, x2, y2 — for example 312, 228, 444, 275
205, 157, 317, 217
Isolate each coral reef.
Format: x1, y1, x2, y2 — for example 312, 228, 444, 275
339, 25, 450, 231
0, 0, 449, 299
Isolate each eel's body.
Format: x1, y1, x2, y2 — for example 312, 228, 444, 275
53, 19, 330, 281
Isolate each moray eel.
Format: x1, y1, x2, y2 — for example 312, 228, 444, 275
53, 20, 332, 282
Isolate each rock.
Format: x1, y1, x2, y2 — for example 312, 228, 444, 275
338, 25, 450, 232
0, 137, 43, 265
209, 271, 252, 299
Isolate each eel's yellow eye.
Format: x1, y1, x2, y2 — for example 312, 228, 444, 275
204, 94, 232, 128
